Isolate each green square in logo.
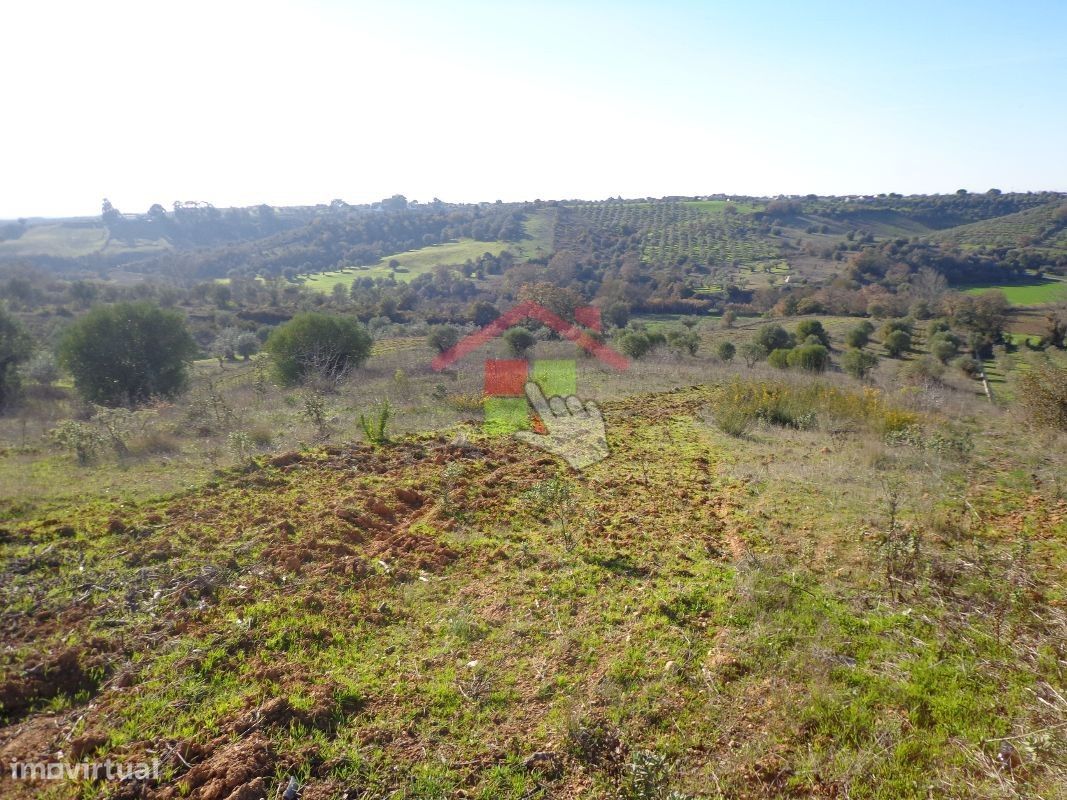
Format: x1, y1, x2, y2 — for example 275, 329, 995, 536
484, 396, 531, 435
530, 359, 577, 397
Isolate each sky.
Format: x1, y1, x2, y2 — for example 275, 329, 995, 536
2, 0, 1065, 218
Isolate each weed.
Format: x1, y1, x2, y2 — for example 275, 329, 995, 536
359, 400, 391, 445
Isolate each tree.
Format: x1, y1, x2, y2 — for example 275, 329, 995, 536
504, 327, 536, 358
739, 342, 767, 368
603, 302, 631, 329
666, 330, 699, 356
427, 325, 461, 354
265, 313, 372, 386
716, 341, 736, 362
842, 349, 879, 379
796, 319, 830, 347
0, 305, 32, 409
212, 327, 242, 362
58, 302, 198, 406
468, 301, 499, 327
721, 310, 737, 328
236, 332, 259, 361
884, 330, 912, 358
755, 323, 794, 353
26, 351, 60, 386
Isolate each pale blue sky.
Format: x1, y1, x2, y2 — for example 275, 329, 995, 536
3, 0, 1065, 218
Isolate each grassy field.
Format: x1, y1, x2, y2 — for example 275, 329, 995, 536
1, 371, 1064, 799
0, 224, 109, 258
962, 276, 1067, 305
301, 210, 558, 292
1, 314, 1066, 799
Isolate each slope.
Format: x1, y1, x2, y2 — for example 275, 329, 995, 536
1, 381, 1064, 799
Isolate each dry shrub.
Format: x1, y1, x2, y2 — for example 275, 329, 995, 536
127, 430, 181, 456
1017, 361, 1067, 431
713, 377, 917, 435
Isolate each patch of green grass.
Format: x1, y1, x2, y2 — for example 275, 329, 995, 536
961, 277, 1067, 305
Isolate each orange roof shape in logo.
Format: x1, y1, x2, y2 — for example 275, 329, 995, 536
431, 300, 630, 371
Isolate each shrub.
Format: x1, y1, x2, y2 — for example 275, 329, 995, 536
739, 342, 767, 368
884, 330, 912, 358
767, 348, 792, 369
58, 302, 198, 406
842, 349, 879, 379
1017, 361, 1067, 430
666, 330, 699, 357
618, 332, 652, 360
899, 355, 945, 384
929, 334, 959, 364
50, 420, 106, 465
504, 327, 536, 358
716, 341, 736, 362
716, 378, 913, 433
796, 319, 830, 347
880, 318, 914, 339
427, 325, 460, 355
755, 323, 794, 353
955, 356, 982, 377
787, 344, 829, 372
845, 326, 870, 349
265, 312, 372, 386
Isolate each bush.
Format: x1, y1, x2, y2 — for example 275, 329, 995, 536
796, 319, 830, 347
265, 312, 372, 386
739, 342, 767, 368
767, 348, 792, 369
880, 318, 914, 340
899, 355, 945, 384
955, 356, 982, 377
842, 349, 879, 379
504, 327, 537, 358
617, 332, 652, 360
666, 330, 699, 356
884, 330, 912, 358
427, 325, 461, 355
929, 334, 959, 364
58, 302, 198, 406
845, 326, 870, 349
716, 378, 914, 433
787, 344, 829, 372
716, 341, 736, 362
1017, 361, 1067, 430
755, 323, 794, 353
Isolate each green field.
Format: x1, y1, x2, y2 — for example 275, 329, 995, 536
302, 209, 556, 292
0, 223, 108, 257
962, 277, 1067, 305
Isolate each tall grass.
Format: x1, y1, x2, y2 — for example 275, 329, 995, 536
712, 377, 917, 436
